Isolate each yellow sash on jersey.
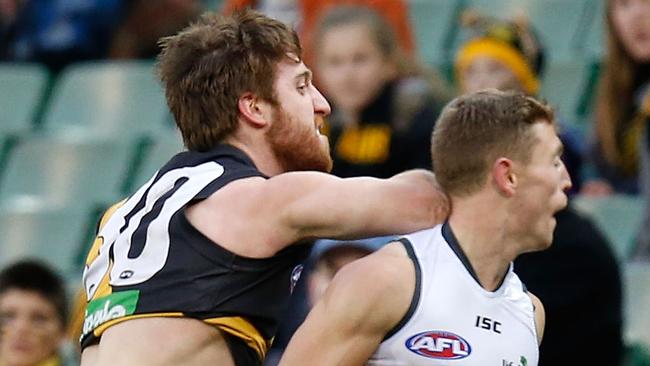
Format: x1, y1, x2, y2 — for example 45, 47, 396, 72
205, 316, 272, 360
88, 313, 269, 361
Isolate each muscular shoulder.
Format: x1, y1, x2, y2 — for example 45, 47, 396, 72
202, 171, 335, 207
186, 175, 279, 257
336, 243, 413, 294
323, 242, 416, 334
186, 172, 337, 256
196, 172, 337, 228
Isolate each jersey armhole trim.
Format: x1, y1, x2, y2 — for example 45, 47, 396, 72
193, 169, 265, 201
382, 238, 422, 341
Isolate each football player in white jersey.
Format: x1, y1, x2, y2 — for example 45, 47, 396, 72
280, 89, 572, 366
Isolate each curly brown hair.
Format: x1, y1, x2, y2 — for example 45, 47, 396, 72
157, 9, 302, 151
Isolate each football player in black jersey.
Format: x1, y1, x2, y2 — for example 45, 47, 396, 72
80, 9, 448, 366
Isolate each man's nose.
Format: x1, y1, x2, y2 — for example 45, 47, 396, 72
561, 162, 573, 191
311, 85, 331, 116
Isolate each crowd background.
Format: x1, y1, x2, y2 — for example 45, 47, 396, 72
0, 0, 649, 365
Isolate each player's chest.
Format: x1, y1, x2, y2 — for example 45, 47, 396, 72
389, 290, 538, 365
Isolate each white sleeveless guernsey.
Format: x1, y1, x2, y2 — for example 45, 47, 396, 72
368, 223, 539, 366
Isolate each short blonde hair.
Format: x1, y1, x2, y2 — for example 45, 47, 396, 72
432, 89, 555, 196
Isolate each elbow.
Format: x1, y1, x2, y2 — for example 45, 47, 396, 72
414, 181, 449, 228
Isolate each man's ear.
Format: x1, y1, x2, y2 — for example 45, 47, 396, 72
238, 93, 271, 128
492, 157, 517, 196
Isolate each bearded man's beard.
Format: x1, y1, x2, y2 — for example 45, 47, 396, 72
266, 107, 333, 172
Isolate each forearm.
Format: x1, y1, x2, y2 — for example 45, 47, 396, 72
280, 341, 370, 366
302, 173, 446, 239
279, 327, 356, 366
276, 170, 447, 241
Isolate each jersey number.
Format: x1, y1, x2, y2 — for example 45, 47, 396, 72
83, 162, 224, 299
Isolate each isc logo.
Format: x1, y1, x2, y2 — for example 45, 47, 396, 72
405, 330, 472, 360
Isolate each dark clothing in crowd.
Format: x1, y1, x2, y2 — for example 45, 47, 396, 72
328, 78, 444, 178
516, 207, 623, 366
1, 0, 124, 72
591, 64, 650, 194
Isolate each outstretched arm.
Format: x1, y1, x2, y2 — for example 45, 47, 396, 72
266, 169, 447, 246
190, 169, 447, 256
280, 245, 415, 366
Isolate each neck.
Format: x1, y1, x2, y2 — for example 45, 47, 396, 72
223, 131, 284, 177
447, 192, 519, 291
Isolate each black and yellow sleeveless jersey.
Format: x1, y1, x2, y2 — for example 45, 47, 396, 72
80, 144, 311, 363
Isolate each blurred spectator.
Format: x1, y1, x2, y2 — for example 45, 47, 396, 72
314, 5, 448, 178
0, 0, 20, 58
455, 12, 584, 193
585, 0, 650, 198
222, 0, 415, 56
305, 238, 390, 305
0, 0, 124, 72
0, 260, 69, 366
454, 13, 623, 365
109, 0, 202, 59
587, 0, 650, 259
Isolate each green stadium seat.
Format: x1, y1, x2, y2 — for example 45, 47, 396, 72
574, 60, 602, 127
460, 0, 589, 61
204, 0, 225, 10
623, 263, 650, 352
572, 195, 645, 260
625, 343, 650, 366
408, 0, 461, 66
0, 134, 134, 210
540, 59, 591, 126
42, 61, 170, 139
579, 0, 606, 60
0, 63, 48, 135
0, 206, 92, 276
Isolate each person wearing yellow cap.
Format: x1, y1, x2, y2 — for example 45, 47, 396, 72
455, 12, 544, 97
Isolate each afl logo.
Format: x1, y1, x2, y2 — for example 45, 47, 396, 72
405, 330, 472, 360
